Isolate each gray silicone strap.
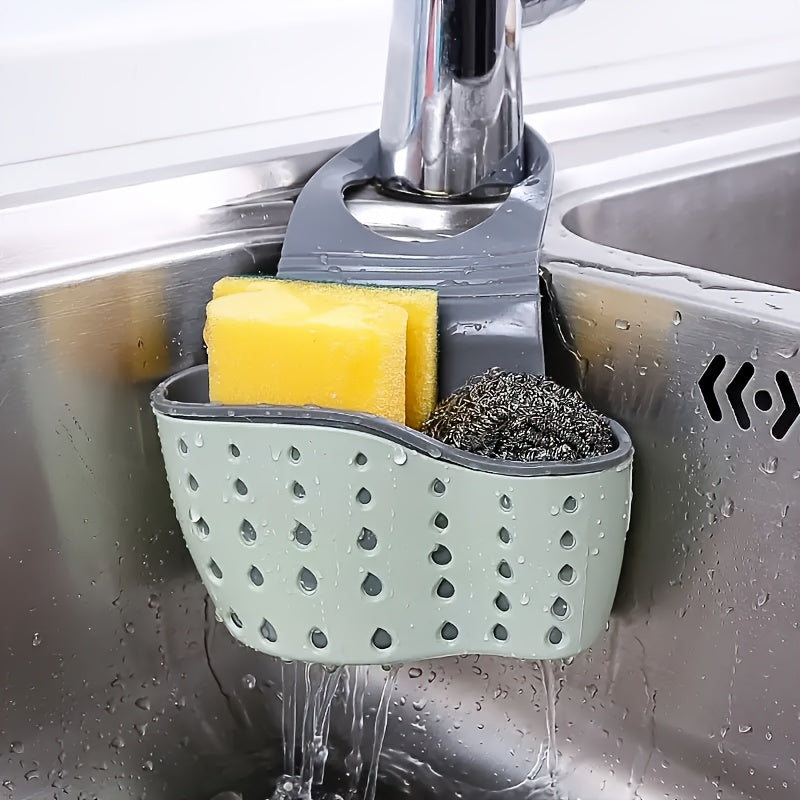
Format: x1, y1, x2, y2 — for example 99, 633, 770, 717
276, 127, 554, 396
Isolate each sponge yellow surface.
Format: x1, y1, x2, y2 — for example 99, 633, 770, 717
204, 288, 408, 424
213, 276, 438, 429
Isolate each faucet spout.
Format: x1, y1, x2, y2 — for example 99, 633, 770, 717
377, 0, 586, 200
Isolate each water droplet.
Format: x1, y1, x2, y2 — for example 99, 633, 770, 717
759, 457, 778, 475
142, 760, 154, 772
392, 447, 407, 465
194, 433, 204, 447
672, 310, 682, 325
408, 667, 423, 679
242, 674, 256, 690
110, 737, 125, 750
10, 742, 24, 754
615, 319, 630, 330
134, 697, 150, 711
721, 498, 735, 518
738, 723, 752, 733
520, 593, 530, 606
756, 590, 770, 608
777, 345, 799, 359
31, 633, 41, 647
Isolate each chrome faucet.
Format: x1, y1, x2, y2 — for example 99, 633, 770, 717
378, 0, 586, 199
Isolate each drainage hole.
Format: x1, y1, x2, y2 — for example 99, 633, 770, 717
431, 479, 446, 496
249, 566, 264, 587
310, 628, 328, 649
440, 622, 459, 641
229, 443, 241, 459
494, 592, 510, 612
431, 544, 452, 566
288, 447, 301, 463
208, 559, 223, 580
292, 482, 306, 500
498, 527, 512, 545
187, 474, 199, 492
433, 512, 449, 530
354, 452, 368, 467
551, 597, 569, 618
230, 611, 243, 629
558, 564, 575, 585
563, 496, 578, 513
436, 578, 455, 599
240, 519, 257, 544
560, 531, 575, 549
293, 522, 312, 546
298, 567, 318, 593
361, 573, 383, 597
356, 487, 372, 505
497, 560, 513, 580
547, 626, 564, 645
234, 479, 248, 496
499, 494, 512, 511
371, 628, 392, 650
260, 618, 278, 642
193, 517, 210, 539
357, 527, 377, 551
755, 390, 773, 411
493, 623, 508, 642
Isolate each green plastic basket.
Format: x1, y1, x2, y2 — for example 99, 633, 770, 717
152, 365, 633, 665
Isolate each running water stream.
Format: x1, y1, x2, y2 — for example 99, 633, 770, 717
272, 663, 399, 800
270, 659, 563, 800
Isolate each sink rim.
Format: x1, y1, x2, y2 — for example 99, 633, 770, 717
543, 118, 800, 319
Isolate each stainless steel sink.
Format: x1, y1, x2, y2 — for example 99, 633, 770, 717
1, 61, 799, 800
563, 147, 800, 291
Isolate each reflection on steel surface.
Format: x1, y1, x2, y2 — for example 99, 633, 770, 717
1, 61, 800, 800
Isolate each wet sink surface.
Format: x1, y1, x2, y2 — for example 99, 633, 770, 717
1, 62, 799, 800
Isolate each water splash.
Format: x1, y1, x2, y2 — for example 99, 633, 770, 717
364, 667, 399, 800
344, 666, 368, 798
281, 661, 298, 775
271, 663, 396, 800
299, 665, 343, 793
539, 660, 560, 782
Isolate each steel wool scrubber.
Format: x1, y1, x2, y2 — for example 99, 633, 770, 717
151, 0, 633, 665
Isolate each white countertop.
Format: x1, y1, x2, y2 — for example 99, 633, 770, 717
2, 0, 799, 199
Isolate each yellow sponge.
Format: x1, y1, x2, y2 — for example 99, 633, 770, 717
213, 276, 438, 429
204, 288, 408, 424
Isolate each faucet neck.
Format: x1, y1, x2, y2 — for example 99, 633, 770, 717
378, 0, 524, 201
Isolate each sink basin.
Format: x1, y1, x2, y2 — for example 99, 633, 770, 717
563, 147, 800, 291
1, 62, 799, 800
